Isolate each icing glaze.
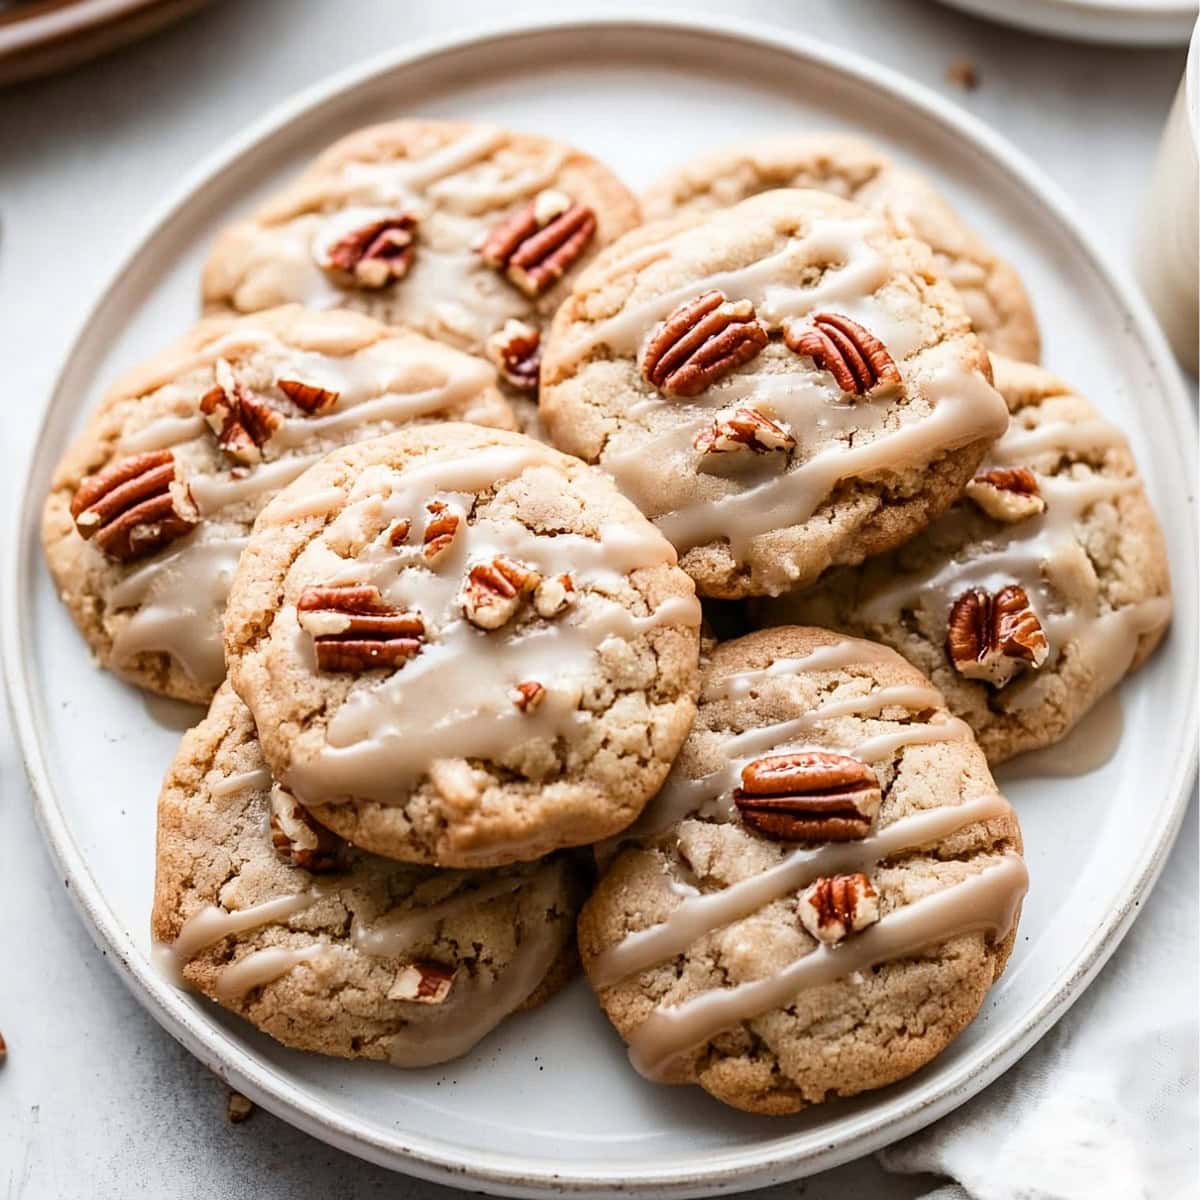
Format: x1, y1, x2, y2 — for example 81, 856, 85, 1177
551, 211, 1008, 580
626, 852, 1027, 1081
279, 446, 696, 809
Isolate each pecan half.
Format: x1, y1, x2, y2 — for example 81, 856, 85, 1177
485, 319, 541, 392
278, 378, 340, 415
533, 573, 574, 619
269, 784, 340, 873
946, 584, 1049, 687
388, 960, 456, 1004
461, 557, 541, 630
322, 214, 418, 288
70, 450, 198, 562
642, 290, 768, 398
297, 584, 425, 671
784, 312, 901, 397
480, 190, 596, 297
201, 360, 283, 464
694, 406, 796, 457
734, 752, 882, 843
798, 873, 880, 944
512, 680, 546, 713
422, 501, 462, 565
965, 466, 1045, 523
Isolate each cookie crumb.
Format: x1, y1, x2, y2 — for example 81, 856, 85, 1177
226, 1091, 254, 1123
947, 60, 979, 90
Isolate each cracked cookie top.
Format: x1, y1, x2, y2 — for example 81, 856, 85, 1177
578, 625, 1025, 1115
222, 423, 702, 868
41, 305, 515, 704
641, 131, 1040, 363
538, 189, 1010, 599
151, 682, 582, 1067
759, 357, 1172, 763
201, 119, 642, 429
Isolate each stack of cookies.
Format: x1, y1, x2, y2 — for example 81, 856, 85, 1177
41, 120, 1171, 1115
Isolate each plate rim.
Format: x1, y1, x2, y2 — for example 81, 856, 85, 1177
934, 0, 1198, 46
5, 10, 1197, 1197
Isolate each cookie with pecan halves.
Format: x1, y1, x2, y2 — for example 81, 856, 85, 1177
579, 625, 1025, 1115
222, 423, 702, 868
539, 189, 1010, 599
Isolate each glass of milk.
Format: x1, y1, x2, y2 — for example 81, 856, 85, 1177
1137, 20, 1199, 373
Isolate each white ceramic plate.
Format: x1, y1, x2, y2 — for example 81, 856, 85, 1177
935, 0, 1196, 45
5, 13, 1197, 1199
0, 0, 210, 86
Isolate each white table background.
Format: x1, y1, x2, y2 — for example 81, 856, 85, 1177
0, 2, 1193, 1197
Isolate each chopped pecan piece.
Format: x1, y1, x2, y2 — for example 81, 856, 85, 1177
461, 557, 541, 630
297, 584, 425, 671
784, 312, 901, 397
533, 573, 574, 618
278, 378, 340, 415
642, 290, 768, 398
798, 873, 880, 944
512, 680, 546, 713
388, 960, 456, 1004
965, 466, 1045, 522
694, 406, 796, 457
480, 190, 596, 297
386, 518, 412, 546
946, 584, 1049, 687
226, 1091, 254, 1124
321, 214, 419, 288
734, 752, 882, 843
485, 319, 542, 392
269, 784, 340, 873
70, 450, 198, 562
422, 501, 462, 565
201, 360, 283, 464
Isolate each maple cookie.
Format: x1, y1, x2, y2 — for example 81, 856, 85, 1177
642, 132, 1040, 363
539, 188, 1010, 599
152, 682, 582, 1066
222, 423, 703, 868
202, 119, 641, 430
578, 626, 1026, 1115
760, 356, 1172, 763
41, 306, 515, 705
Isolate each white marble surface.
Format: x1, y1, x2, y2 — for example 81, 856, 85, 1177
0, 2, 1192, 1198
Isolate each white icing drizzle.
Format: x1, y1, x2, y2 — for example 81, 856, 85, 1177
629, 676, 950, 842
281, 446, 696, 808
189, 454, 323, 514
209, 767, 274, 797
846, 409, 1169, 693
109, 536, 248, 687
626, 852, 1028, 1081
591, 791, 1011, 989
121, 414, 207, 452
551, 214, 1008, 580
214, 942, 330, 1002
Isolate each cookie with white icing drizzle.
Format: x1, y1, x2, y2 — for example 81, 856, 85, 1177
578, 626, 1026, 1115
757, 356, 1172, 763
201, 119, 641, 431
151, 682, 582, 1066
223, 423, 703, 868
538, 189, 1010, 598
642, 131, 1040, 363
41, 306, 516, 704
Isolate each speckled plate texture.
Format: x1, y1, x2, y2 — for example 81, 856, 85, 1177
5, 13, 1197, 1198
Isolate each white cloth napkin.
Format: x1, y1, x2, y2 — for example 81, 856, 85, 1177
878, 799, 1198, 1200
